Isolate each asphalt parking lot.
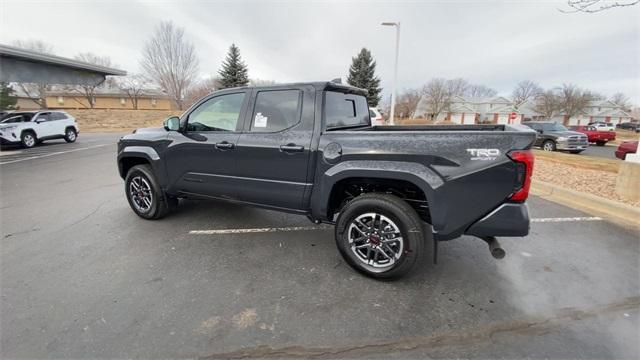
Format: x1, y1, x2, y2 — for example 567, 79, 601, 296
581, 143, 617, 159
1, 133, 639, 359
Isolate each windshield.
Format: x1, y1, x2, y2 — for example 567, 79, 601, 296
542, 123, 568, 132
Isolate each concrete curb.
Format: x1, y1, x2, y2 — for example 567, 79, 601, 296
531, 180, 640, 228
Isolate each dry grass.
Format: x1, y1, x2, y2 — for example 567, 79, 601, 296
614, 130, 640, 143
533, 159, 639, 207
532, 150, 620, 173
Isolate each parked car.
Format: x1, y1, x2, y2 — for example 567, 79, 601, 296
571, 125, 616, 146
523, 121, 588, 154
0, 110, 79, 148
615, 140, 639, 160
617, 122, 640, 133
588, 122, 616, 131
369, 107, 384, 125
117, 81, 537, 279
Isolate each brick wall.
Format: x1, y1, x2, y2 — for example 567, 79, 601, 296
67, 109, 181, 132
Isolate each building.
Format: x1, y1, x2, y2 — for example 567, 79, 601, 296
414, 96, 522, 124
414, 95, 632, 125
13, 86, 172, 111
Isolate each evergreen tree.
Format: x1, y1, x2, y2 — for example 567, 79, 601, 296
0, 82, 18, 110
347, 48, 382, 107
218, 44, 249, 88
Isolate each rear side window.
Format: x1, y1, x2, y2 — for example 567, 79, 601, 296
325, 91, 370, 129
51, 112, 67, 120
250, 90, 302, 132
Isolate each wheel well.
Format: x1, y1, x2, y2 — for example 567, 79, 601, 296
20, 129, 35, 138
327, 177, 431, 223
64, 126, 76, 132
120, 157, 150, 179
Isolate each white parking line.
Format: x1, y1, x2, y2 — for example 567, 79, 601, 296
531, 217, 603, 223
188, 217, 604, 235
189, 226, 329, 235
0, 144, 111, 165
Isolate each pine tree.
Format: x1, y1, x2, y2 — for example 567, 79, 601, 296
347, 48, 382, 107
0, 82, 18, 110
218, 44, 249, 88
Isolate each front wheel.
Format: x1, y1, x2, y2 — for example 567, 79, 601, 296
21, 132, 36, 148
542, 140, 556, 152
64, 128, 77, 143
125, 164, 174, 219
335, 193, 426, 279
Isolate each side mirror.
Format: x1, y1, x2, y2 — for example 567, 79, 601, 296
163, 116, 180, 131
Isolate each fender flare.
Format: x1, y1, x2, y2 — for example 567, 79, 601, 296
311, 160, 446, 229
117, 146, 165, 186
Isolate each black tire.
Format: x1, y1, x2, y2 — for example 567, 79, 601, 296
541, 140, 556, 152
20, 131, 36, 148
335, 193, 426, 280
64, 127, 77, 143
124, 164, 173, 220
595, 141, 606, 146
569, 150, 584, 154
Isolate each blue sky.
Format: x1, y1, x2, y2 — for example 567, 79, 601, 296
2, 0, 639, 104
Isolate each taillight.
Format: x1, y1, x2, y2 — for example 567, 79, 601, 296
507, 150, 534, 202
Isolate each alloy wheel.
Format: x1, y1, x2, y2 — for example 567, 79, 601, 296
129, 176, 153, 213
348, 212, 404, 269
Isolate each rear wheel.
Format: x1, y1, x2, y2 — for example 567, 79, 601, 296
569, 150, 584, 154
64, 128, 77, 143
20, 131, 36, 148
335, 193, 425, 279
125, 164, 174, 219
542, 140, 556, 151
596, 141, 606, 146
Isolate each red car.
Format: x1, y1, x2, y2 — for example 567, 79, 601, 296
571, 125, 616, 146
615, 140, 639, 160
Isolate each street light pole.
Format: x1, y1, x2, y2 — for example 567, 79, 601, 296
382, 21, 400, 125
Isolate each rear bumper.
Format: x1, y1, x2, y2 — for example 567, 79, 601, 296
465, 203, 530, 238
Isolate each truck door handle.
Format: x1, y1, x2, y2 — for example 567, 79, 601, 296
215, 142, 235, 150
280, 144, 304, 153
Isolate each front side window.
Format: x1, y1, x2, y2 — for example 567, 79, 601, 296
250, 90, 301, 132
187, 93, 245, 132
324, 91, 370, 130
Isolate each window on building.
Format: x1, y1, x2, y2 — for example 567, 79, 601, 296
151, 98, 157, 106
250, 90, 302, 132
57, 96, 64, 105
120, 98, 126, 106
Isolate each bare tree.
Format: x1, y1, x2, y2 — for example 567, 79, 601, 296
446, 78, 469, 97
421, 78, 453, 121
184, 76, 221, 108
11, 40, 55, 108
560, 0, 639, 13
610, 92, 632, 111
512, 80, 542, 107
557, 84, 592, 125
532, 90, 561, 120
118, 74, 151, 110
141, 21, 200, 110
466, 84, 497, 98
395, 89, 422, 118
66, 52, 114, 108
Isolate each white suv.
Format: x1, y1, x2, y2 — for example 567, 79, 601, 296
0, 110, 79, 148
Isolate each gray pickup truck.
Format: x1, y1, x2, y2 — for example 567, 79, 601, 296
117, 82, 536, 279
